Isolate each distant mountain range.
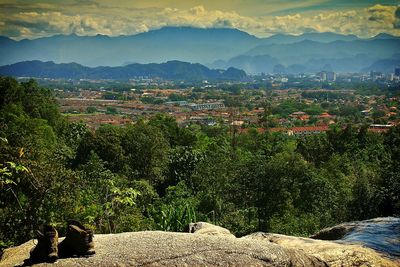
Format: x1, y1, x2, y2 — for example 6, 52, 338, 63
0, 60, 247, 81
211, 37, 400, 74
0, 27, 259, 67
1, 26, 399, 74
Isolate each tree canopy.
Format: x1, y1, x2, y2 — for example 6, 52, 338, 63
1, 77, 399, 251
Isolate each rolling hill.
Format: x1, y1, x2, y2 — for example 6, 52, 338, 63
0, 60, 247, 81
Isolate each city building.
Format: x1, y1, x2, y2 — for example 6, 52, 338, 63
370, 71, 383, 80
318, 112, 334, 119
319, 71, 327, 81
165, 101, 188, 106
318, 71, 336, 82
395, 67, 400, 77
289, 111, 310, 121
188, 102, 225, 111
287, 126, 329, 136
326, 72, 336, 81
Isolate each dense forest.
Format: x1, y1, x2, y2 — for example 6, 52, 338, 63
1, 77, 399, 250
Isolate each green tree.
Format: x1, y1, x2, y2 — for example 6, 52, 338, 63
74, 125, 124, 172
106, 106, 118, 114
149, 114, 196, 147
86, 106, 97, 113
122, 122, 169, 186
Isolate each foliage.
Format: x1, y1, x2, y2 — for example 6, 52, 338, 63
86, 106, 97, 113
155, 203, 197, 232
106, 106, 118, 114
1, 77, 400, 250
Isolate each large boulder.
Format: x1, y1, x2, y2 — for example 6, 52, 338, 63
1, 230, 325, 267
1, 221, 398, 267
310, 217, 400, 259
310, 222, 358, 240
242, 232, 398, 267
186, 221, 236, 238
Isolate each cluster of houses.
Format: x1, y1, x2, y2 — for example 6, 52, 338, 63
58, 88, 399, 133
239, 124, 393, 136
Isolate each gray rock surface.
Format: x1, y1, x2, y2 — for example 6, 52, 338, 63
310, 222, 357, 240
1, 222, 398, 267
243, 232, 398, 267
1, 230, 326, 267
187, 221, 236, 238
310, 217, 400, 259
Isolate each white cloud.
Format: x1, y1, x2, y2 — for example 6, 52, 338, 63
260, 4, 400, 37
0, 3, 399, 39
393, 6, 400, 29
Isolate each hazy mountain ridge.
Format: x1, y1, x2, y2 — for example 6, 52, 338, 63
0, 27, 260, 67
0, 60, 247, 81
213, 39, 400, 74
257, 32, 359, 45
245, 39, 399, 59
1, 27, 399, 73
362, 58, 400, 73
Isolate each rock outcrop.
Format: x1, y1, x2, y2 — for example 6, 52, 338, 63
311, 224, 355, 240
310, 217, 400, 259
1, 220, 398, 267
1, 231, 326, 267
187, 221, 236, 238
243, 232, 397, 267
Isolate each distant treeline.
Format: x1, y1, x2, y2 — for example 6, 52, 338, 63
0, 60, 247, 81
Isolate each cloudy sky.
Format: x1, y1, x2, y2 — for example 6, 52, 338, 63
1, 0, 399, 40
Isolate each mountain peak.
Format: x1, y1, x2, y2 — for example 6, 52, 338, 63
0, 36, 16, 44
372, 33, 398, 40
261, 31, 358, 45
138, 26, 259, 40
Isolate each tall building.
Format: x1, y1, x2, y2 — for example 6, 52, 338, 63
319, 71, 327, 81
395, 67, 400, 77
370, 71, 383, 80
326, 72, 336, 81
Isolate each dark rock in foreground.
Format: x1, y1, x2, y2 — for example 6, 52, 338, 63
310, 217, 400, 258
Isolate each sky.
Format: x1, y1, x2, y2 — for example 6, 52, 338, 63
1, 0, 399, 40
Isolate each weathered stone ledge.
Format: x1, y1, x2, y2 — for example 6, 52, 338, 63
1, 222, 398, 267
